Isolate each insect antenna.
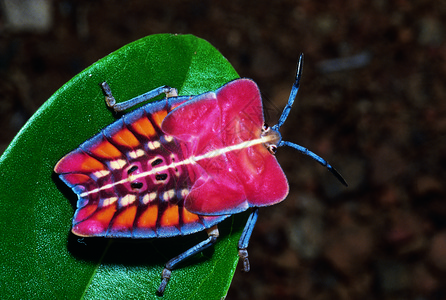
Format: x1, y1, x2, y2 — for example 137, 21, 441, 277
272, 53, 304, 131
279, 140, 348, 186
273, 53, 347, 186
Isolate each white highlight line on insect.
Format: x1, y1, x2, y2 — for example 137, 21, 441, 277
80, 136, 272, 198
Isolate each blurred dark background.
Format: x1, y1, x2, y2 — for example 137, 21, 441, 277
1, 1, 446, 299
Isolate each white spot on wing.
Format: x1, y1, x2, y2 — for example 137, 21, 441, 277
129, 149, 145, 159
121, 194, 136, 207
92, 170, 110, 179
109, 159, 126, 170
142, 192, 157, 205
180, 189, 189, 198
136, 149, 145, 157
102, 197, 118, 207
164, 135, 173, 142
162, 189, 175, 201
147, 141, 161, 150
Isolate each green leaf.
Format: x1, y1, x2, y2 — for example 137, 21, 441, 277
0, 34, 246, 299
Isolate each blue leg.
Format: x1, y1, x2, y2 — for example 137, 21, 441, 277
100, 82, 178, 112
157, 226, 219, 295
238, 208, 259, 272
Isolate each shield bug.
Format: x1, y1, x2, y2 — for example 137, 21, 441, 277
54, 54, 347, 295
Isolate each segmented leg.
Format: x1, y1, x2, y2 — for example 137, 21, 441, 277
157, 225, 220, 295
100, 82, 178, 112
237, 208, 259, 272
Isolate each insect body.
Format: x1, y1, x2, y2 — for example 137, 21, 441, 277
54, 54, 346, 295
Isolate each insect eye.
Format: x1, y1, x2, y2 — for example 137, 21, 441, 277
268, 145, 277, 155
262, 123, 269, 131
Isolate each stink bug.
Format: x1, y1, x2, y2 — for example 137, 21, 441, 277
54, 54, 347, 295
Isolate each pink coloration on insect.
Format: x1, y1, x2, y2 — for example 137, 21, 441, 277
162, 79, 288, 215
55, 79, 287, 238
55, 54, 346, 295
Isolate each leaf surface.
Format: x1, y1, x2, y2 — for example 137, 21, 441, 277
0, 34, 245, 300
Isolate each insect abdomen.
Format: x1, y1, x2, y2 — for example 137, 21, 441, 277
55, 97, 228, 238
